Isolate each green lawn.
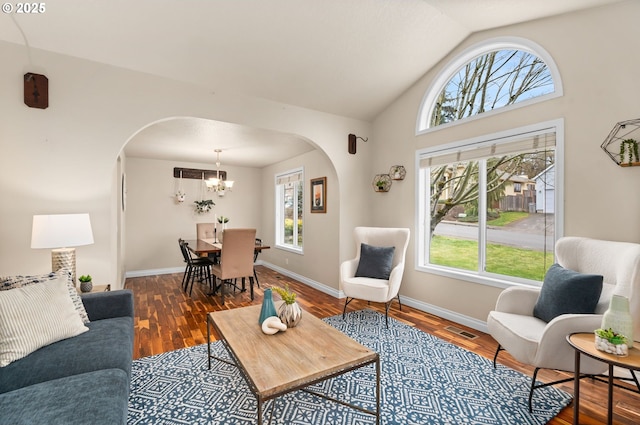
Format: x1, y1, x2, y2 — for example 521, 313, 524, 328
430, 235, 554, 281
487, 211, 529, 226
458, 211, 529, 226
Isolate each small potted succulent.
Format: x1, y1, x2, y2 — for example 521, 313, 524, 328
79, 274, 93, 293
272, 285, 302, 327
594, 328, 629, 356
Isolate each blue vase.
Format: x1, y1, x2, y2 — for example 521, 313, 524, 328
259, 288, 278, 324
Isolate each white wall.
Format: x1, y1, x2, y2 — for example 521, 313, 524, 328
124, 157, 263, 273
259, 149, 341, 291
371, 1, 640, 326
0, 40, 371, 288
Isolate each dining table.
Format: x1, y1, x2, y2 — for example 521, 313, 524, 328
183, 239, 270, 257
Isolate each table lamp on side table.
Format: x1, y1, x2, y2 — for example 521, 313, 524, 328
30, 214, 94, 286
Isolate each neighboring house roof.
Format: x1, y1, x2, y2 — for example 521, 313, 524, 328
533, 164, 555, 181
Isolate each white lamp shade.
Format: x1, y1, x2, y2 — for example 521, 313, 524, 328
31, 214, 94, 249
206, 177, 220, 187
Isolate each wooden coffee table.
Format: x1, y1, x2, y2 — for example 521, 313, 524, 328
207, 305, 380, 424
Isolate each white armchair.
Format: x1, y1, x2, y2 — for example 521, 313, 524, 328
340, 227, 410, 326
487, 236, 640, 410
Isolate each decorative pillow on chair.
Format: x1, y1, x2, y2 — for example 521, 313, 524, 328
0, 270, 89, 324
0, 276, 89, 367
533, 263, 603, 323
355, 243, 395, 280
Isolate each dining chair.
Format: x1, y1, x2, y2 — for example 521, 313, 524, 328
178, 238, 213, 295
196, 223, 219, 263
210, 228, 257, 304
253, 238, 262, 288
196, 223, 216, 240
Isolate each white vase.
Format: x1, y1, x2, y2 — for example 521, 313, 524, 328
278, 302, 302, 328
601, 295, 634, 348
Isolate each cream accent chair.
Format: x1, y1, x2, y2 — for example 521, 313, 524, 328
340, 227, 410, 326
211, 228, 257, 304
487, 236, 640, 411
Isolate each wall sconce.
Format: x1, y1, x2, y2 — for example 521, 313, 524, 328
348, 133, 368, 154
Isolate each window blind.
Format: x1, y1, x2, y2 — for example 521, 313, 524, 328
276, 169, 303, 185
419, 129, 556, 168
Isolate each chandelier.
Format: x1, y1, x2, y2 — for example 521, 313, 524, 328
205, 149, 234, 196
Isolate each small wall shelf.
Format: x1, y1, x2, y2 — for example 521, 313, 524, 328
601, 119, 640, 167
389, 165, 406, 180
372, 174, 392, 192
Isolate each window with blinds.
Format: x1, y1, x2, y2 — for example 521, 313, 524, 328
416, 121, 563, 286
275, 168, 304, 252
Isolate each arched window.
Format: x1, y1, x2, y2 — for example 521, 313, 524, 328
416, 37, 562, 133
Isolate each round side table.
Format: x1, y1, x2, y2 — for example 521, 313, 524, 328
567, 332, 640, 425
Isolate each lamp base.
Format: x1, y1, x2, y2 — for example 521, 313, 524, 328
51, 248, 77, 286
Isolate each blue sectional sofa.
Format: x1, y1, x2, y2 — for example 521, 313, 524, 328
0, 290, 134, 425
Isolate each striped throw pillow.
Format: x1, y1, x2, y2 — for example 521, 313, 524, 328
0, 269, 90, 324
0, 277, 89, 367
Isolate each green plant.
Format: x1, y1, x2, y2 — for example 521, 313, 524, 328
79, 274, 92, 283
619, 138, 639, 165
595, 328, 627, 345
194, 199, 215, 214
217, 215, 229, 224
272, 285, 297, 304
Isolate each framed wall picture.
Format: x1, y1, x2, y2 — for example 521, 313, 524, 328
310, 177, 327, 213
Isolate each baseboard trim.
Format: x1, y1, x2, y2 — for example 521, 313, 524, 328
124, 263, 489, 333
260, 261, 342, 298
399, 295, 489, 334
126, 267, 183, 278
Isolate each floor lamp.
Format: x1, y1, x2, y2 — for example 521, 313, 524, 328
31, 214, 94, 285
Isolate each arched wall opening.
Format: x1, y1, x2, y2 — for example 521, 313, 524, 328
115, 116, 343, 294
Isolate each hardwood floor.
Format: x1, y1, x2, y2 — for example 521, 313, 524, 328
125, 266, 640, 425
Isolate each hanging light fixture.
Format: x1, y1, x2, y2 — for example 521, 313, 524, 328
205, 149, 234, 196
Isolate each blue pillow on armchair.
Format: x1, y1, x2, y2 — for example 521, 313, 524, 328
533, 263, 603, 323
355, 243, 395, 280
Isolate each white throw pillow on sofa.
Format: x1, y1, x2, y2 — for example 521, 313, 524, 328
0, 269, 90, 324
0, 277, 89, 367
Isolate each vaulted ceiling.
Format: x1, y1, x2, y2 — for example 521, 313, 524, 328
0, 0, 622, 166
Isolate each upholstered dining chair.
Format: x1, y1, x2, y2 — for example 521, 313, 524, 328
196, 223, 219, 263
487, 236, 640, 411
340, 227, 410, 326
196, 223, 215, 240
210, 228, 257, 304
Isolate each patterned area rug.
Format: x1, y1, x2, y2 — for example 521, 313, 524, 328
128, 310, 571, 424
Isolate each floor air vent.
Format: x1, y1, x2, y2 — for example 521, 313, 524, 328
444, 325, 478, 340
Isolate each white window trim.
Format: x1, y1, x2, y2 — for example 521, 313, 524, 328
414, 119, 564, 289
416, 37, 563, 136
275, 167, 304, 254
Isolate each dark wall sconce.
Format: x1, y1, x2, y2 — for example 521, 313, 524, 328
24, 73, 48, 109
348, 133, 368, 154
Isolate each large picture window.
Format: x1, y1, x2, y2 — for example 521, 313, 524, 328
417, 122, 563, 286
275, 168, 303, 252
